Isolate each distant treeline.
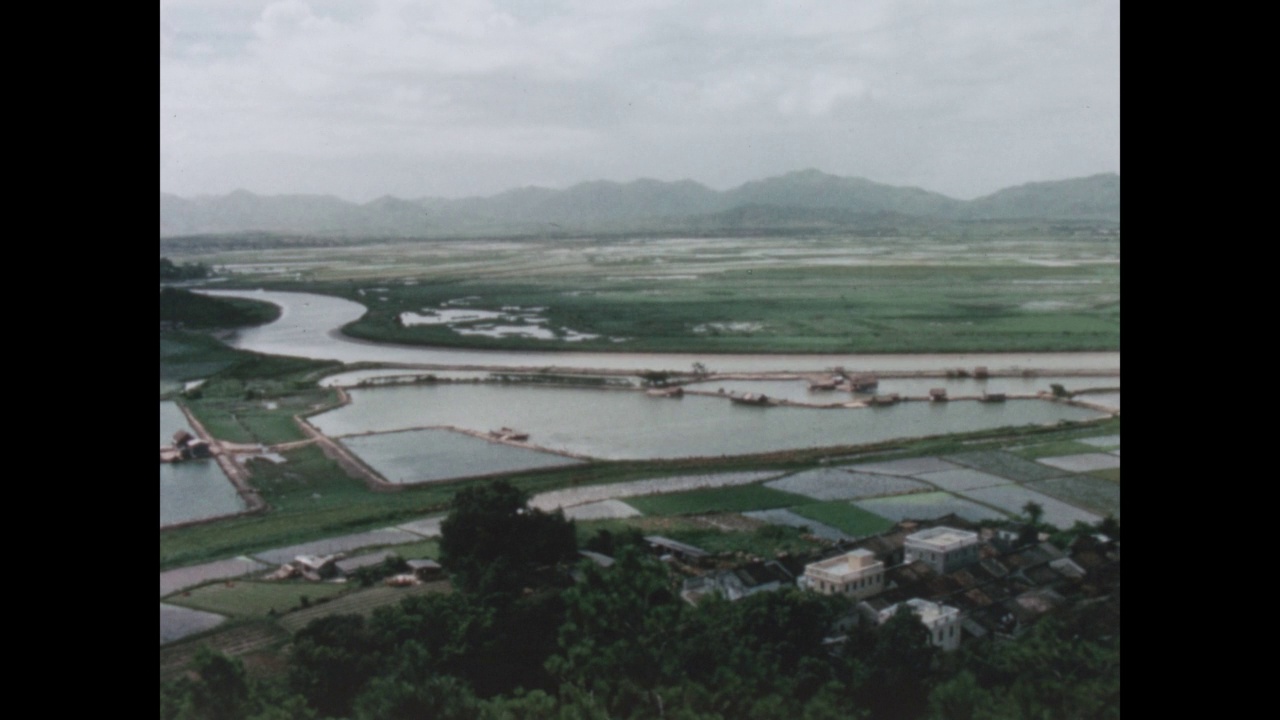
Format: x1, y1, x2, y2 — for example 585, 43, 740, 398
160, 256, 210, 280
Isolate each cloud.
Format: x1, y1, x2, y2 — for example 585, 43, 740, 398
160, 0, 1119, 201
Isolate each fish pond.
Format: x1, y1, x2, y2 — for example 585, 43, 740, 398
160, 401, 244, 527
340, 428, 583, 484
309, 384, 1106, 461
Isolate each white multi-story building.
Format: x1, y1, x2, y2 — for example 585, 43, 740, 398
802, 548, 884, 599
904, 527, 980, 574
877, 598, 962, 651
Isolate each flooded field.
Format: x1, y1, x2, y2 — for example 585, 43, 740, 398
160, 401, 245, 527
340, 428, 583, 484
160, 461, 246, 527
309, 383, 1105, 461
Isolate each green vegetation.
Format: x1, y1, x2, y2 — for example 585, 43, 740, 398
160, 256, 210, 281
160, 287, 279, 328
1009, 440, 1099, 459
163, 544, 1119, 720
160, 445, 452, 570
168, 580, 348, 618
1090, 467, 1121, 483
172, 232, 1118, 354
625, 484, 810, 515
790, 501, 896, 537
332, 261, 1119, 353
182, 390, 334, 445
439, 481, 578, 594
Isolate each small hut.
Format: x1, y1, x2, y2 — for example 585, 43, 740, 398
850, 374, 879, 392
929, 388, 949, 402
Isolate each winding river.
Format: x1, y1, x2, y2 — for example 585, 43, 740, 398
203, 289, 1120, 375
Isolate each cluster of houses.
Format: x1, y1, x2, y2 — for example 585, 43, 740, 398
642, 517, 1119, 652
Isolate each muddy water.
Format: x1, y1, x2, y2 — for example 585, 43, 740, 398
202, 290, 1121, 374
160, 461, 246, 527
309, 384, 1105, 461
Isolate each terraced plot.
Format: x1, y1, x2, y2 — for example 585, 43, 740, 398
856, 491, 1007, 523
529, 471, 783, 511
253, 528, 421, 565
160, 603, 225, 645
961, 484, 1101, 528
846, 457, 963, 476
743, 509, 852, 542
1036, 453, 1121, 473
767, 468, 929, 501
789, 502, 896, 538
160, 557, 270, 598
277, 581, 452, 633
167, 580, 348, 618
562, 499, 641, 521
627, 485, 809, 516
1028, 476, 1121, 518
915, 468, 1014, 492
942, 450, 1068, 483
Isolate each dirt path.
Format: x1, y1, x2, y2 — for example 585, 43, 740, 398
177, 405, 267, 514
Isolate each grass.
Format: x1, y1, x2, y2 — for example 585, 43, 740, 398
625, 485, 811, 516
166, 580, 348, 618
1027, 476, 1121, 517
789, 502, 895, 538
1089, 467, 1121, 483
183, 390, 336, 445
160, 445, 457, 570
160, 402, 1118, 571
942, 450, 1068, 483
1008, 440, 1100, 459
576, 517, 823, 558
185, 233, 1117, 355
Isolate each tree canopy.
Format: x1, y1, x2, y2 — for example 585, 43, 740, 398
439, 480, 579, 595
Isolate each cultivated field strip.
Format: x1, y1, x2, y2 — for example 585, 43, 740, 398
845, 457, 964, 476
160, 603, 226, 645
277, 581, 452, 633
161, 556, 270, 598
1036, 453, 1121, 473
253, 528, 421, 565
160, 622, 290, 680
1027, 476, 1121, 518
941, 450, 1069, 483
855, 491, 1008, 523
742, 509, 852, 542
961, 485, 1102, 528
561, 499, 641, 520
766, 468, 929, 501
528, 471, 784, 511
914, 468, 1016, 493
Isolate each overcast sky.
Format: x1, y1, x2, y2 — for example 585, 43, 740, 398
160, 0, 1119, 203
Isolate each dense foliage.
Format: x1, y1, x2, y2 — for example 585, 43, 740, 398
161, 256, 211, 280
159, 287, 281, 329
162, 483, 1120, 719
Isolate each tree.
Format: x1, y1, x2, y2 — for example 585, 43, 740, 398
439, 480, 578, 595
1022, 501, 1045, 529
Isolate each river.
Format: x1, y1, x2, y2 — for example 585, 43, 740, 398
202, 289, 1120, 375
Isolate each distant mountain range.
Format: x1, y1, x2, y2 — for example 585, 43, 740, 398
160, 170, 1119, 238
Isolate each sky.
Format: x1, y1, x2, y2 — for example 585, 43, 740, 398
160, 0, 1119, 203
